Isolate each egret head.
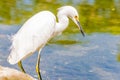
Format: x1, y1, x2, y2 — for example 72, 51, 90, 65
58, 6, 85, 36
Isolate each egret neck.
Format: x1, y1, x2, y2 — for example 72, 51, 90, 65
53, 10, 69, 36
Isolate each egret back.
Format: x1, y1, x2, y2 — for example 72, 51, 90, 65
8, 11, 56, 64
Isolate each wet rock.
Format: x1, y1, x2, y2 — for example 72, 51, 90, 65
0, 65, 35, 80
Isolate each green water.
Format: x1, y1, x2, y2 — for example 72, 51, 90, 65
0, 0, 120, 34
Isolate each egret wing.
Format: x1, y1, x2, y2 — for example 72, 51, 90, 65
8, 11, 56, 64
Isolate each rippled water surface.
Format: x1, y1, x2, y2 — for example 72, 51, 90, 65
0, 24, 120, 80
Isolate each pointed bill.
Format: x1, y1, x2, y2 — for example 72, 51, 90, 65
76, 21, 85, 37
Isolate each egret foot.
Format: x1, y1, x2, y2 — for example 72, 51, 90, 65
18, 61, 26, 73
36, 63, 42, 80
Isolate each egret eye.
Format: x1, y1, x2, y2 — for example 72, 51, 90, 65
74, 16, 79, 20
74, 16, 78, 19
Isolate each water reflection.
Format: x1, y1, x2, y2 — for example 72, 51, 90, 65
0, 0, 120, 34
116, 44, 120, 62
116, 53, 120, 62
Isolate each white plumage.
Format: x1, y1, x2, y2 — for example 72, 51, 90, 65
8, 11, 56, 64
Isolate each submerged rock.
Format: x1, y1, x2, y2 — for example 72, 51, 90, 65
0, 65, 35, 80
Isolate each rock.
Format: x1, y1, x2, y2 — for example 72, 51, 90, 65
0, 65, 35, 80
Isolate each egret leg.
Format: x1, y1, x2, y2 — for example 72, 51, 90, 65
18, 61, 26, 73
36, 49, 42, 80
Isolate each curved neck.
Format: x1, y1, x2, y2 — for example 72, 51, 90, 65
53, 11, 69, 36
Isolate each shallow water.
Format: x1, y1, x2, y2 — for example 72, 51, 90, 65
0, 24, 120, 80
0, 0, 120, 80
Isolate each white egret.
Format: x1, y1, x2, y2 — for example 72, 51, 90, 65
7, 6, 85, 80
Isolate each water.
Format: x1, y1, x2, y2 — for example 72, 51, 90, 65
0, 0, 120, 80
0, 24, 120, 80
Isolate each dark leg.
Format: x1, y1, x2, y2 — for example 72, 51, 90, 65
18, 61, 26, 73
36, 50, 42, 80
